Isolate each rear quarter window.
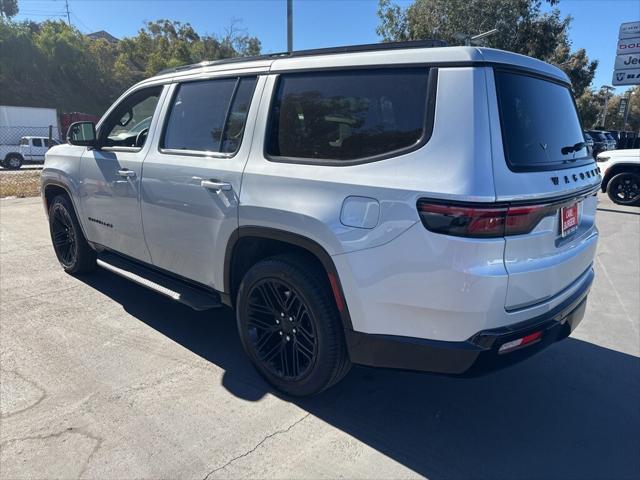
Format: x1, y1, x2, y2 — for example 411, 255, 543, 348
495, 70, 592, 171
266, 68, 434, 164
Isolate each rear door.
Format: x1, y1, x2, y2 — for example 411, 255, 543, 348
140, 75, 262, 290
487, 68, 600, 310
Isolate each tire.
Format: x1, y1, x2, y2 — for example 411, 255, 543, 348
236, 254, 351, 396
4, 154, 22, 170
48, 195, 97, 274
607, 172, 640, 206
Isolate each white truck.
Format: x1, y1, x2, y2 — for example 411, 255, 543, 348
0, 106, 60, 169
0, 136, 60, 169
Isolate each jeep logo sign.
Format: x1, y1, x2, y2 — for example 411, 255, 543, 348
615, 53, 640, 69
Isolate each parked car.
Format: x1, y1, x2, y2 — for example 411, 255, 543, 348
597, 148, 640, 205
607, 130, 621, 150
42, 42, 601, 396
603, 132, 617, 151
587, 130, 609, 157
584, 132, 594, 156
0, 136, 59, 169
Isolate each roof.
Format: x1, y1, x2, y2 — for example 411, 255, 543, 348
141, 40, 569, 88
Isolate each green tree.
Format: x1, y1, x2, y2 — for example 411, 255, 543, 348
0, 0, 18, 19
0, 18, 261, 116
376, 0, 598, 96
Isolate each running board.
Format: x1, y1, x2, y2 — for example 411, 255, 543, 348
96, 252, 222, 311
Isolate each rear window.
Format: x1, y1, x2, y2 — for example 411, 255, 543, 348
495, 71, 590, 171
162, 77, 257, 154
266, 68, 431, 163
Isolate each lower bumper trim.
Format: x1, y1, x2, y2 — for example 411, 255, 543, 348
345, 268, 593, 376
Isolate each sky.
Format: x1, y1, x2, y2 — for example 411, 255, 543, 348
15, 0, 640, 94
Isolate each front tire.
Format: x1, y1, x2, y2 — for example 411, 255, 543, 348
236, 255, 351, 396
3, 154, 22, 170
48, 195, 97, 274
607, 172, 640, 206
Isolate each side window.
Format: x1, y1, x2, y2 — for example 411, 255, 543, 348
266, 68, 431, 162
20, 138, 28, 145
101, 86, 163, 148
162, 76, 257, 154
32, 138, 43, 147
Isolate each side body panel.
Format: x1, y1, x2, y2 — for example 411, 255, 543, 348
140, 74, 266, 290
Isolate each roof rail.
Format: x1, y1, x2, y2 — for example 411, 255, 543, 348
157, 39, 448, 76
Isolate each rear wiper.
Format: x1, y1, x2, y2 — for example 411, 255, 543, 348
561, 142, 586, 155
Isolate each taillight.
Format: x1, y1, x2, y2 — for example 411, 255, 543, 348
417, 201, 554, 238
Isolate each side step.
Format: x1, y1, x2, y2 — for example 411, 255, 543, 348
96, 252, 222, 311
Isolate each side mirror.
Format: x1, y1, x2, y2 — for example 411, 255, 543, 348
67, 121, 98, 147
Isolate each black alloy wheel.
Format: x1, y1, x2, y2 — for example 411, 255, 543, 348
236, 255, 350, 396
50, 202, 78, 269
48, 195, 97, 274
245, 278, 318, 380
608, 172, 640, 206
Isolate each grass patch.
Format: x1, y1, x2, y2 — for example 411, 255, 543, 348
0, 170, 42, 198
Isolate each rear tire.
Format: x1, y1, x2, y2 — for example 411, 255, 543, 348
4, 154, 22, 170
607, 172, 640, 206
236, 255, 351, 396
48, 195, 97, 274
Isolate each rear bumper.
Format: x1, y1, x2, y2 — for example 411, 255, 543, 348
345, 268, 593, 376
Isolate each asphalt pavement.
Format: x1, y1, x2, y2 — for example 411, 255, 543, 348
0, 194, 638, 479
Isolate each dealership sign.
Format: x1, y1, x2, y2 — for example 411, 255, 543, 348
616, 37, 640, 55
613, 21, 640, 85
619, 21, 640, 39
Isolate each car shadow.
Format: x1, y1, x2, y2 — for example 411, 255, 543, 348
79, 268, 640, 480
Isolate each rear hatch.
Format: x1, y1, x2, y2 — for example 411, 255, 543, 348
490, 68, 600, 310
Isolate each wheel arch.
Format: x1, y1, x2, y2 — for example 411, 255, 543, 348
224, 226, 353, 330
4, 152, 24, 161
42, 180, 91, 241
602, 163, 640, 191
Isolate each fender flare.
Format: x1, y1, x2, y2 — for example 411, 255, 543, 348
224, 226, 354, 331
41, 179, 91, 240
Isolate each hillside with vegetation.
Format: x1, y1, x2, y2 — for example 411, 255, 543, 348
0, 18, 260, 116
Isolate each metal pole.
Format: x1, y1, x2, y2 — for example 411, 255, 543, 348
623, 90, 633, 130
287, 0, 293, 52
65, 0, 71, 26
601, 85, 614, 128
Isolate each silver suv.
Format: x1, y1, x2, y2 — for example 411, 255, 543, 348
42, 42, 601, 396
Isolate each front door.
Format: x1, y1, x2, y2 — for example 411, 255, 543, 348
141, 76, 261, 289
79, 85, 166, 262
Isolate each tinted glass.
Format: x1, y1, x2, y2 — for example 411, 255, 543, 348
102, 86, 162, 148
19, 138, 28, 145
266, 68, 429, 161
496, 71, 588, 170
163, 78, 236, 152
221, 77, 257, 153
32, 138, 42, 147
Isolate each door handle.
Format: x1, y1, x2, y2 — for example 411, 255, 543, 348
201, 179, 232, 191
117, 169, 136, 178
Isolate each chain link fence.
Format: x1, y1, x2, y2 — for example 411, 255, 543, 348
0, 126, 60, 198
